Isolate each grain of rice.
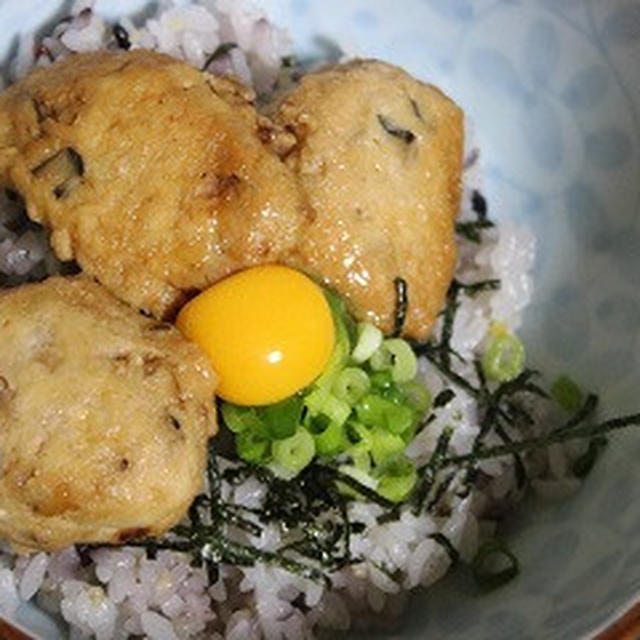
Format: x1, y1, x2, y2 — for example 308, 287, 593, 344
18, 553, 49, 602
141, 610, 180, 640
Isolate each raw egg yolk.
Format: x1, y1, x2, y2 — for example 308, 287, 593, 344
176, 265, 335, 406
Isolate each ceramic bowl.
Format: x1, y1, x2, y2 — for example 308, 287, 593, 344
0, 0, 639, 637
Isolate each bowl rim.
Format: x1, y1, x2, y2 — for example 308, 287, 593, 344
594, 591, 640, 639
0, 615, 32, 640
4, 592, 640, 640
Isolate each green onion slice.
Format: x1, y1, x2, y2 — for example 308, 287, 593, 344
482, 333, 525, 382
401, 380, 432, 412
347, 421, 373, 446
351, 323, 383, 363
369, 427, 406, 465
551, 374, 584, 414
384, 338, 418, 383
313, 418, 347, 457
236, 428, 271, 464
347, 442, 372, 472
271, 427, 315, 475
304, 388, 351, 426
471, 539, 520, 591
315, 292, 353, 391
332, 367, 371, 404
355, 394, 415, 436
369, 370, 394, 391
260, 395, 304, 440
337, 464, 378, 492
220, 403, 264, 434
369, 344, 392, 371
375, 455, 418, 503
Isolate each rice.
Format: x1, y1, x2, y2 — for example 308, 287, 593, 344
0, 1, 582, 638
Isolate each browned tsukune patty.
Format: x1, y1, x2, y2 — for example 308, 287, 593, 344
0, 49, 309, 319
0, 51, 463, 341
276, 59, 464, 339
0, 276, 217, 552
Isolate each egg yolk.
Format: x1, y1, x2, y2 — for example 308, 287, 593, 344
176, 265, 336, 406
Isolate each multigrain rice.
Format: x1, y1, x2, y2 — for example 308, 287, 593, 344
0, 1, 581, 638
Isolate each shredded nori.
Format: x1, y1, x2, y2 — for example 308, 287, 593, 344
425, 470, 457, 512
471, 190, 488, 218
405, 272, 636, 521
455, 189, 495, 243
439, 412, 640, 468
572, 436, 608, 478
77, 361, 640, 591
433, 389, 456, 409
556, 393, 598, 431
412, 427, 454, 514
112, 24, 131, 50
202, 42, 238, 70
429, 532, 460, 566
111, 460, 393, 585
414, 278, 500, 370
392, 277, 408, 337
455, 220, 494, 243
67, 227, 640, 593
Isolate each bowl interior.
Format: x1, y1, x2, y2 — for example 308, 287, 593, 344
1, 0, 639, 637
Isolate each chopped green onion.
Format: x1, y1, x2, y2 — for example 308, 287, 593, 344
236, 428, 271, 464
482, 333, 525, 382
399, 415, 419, 444
355, 394, 415, 435
384, 338, 418, 383
308, 413, 331, 435
471, 539, 520, 591
272, 427, 315, 475
220, 403, 264, 434
356, 394, 391, 429
304, 388, 351, 426
351, 323, 383, 363
375, 455, 418, 502
572, 436, 607, 478
380, 381, 408, 405
369, 427, 406, 465
337, 464, 378, 492
347, 442, 372, 472
387, 404, 416, 436
347, 420, 373, 446
324, 289, 357, 343
314, 296, 352, 391
401, 380, 432, 412
369, 372, 416, 409
369, 344, 392, 371
313, 418, 347, 456
369, 370, 394, 391
260, 395, 303, 440
551, 374, 584, 414
332, 367, 370, 404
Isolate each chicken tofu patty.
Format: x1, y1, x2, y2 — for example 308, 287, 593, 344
0, 277, 217, 552
0, 50, 308, 319
276, 59, 463, 339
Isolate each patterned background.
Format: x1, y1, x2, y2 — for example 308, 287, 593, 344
0, 0, 639, 637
